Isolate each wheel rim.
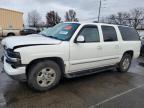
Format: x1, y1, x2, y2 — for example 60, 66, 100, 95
122, 58, 130, 70
36, 67, 56, 87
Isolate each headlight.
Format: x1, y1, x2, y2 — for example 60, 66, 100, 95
5, 49, 21, 68
6, 56, 20, 62
6, 49, 21, 59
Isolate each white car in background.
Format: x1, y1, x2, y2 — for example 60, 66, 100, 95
1, 22, 141, 91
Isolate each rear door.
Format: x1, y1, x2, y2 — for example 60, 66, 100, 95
101, 25, 121, 66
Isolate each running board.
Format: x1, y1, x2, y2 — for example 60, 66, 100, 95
65, 65, 115, 78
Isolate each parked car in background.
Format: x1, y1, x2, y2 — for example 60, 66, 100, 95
137, 30, 144, 56
140, 36, 144, 40
140, 36, 144, 56
20, 29, 39, 35
138, 29, 144, 39
1, 22, 141, 91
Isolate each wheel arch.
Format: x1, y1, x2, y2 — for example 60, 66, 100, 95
123, 50, 134, 58
7, 32, 15, 36
26, 57, 65, 77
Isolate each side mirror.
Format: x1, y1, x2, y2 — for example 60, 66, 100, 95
76, 35, 85, 43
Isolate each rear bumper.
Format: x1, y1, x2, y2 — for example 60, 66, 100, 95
2, 56, 27, 81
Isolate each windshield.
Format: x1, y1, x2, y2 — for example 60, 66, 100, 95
39, 23, 80, 41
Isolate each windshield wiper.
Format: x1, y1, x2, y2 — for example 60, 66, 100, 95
40, 34, 63, 41
39, 33, 48, 37
46, 36, 63, 41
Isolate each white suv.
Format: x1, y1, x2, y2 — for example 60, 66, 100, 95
1, 22, 141, 91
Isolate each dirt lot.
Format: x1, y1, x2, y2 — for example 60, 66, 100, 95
0, 46, 144, 108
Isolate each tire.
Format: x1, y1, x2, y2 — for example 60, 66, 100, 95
117, 53, 132, 73
27, 60, 61, 92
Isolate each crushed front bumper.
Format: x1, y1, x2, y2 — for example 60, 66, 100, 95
1, 56, 27, 82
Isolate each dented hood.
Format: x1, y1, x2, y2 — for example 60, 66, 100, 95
1, 34, 62, 49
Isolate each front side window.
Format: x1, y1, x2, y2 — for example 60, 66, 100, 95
118, 26, 139, 41
102, 26, 118, 42
39, 23, 80, 41
78, 25, 100, 43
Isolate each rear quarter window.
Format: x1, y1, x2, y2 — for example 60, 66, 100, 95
118, 26, 139, 41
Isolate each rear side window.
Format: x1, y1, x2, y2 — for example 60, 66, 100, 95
118, 26, 139, 41
102, 26, 118, 42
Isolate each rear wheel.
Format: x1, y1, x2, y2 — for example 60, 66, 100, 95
117, 53, 132, 73
28, 60, 61, 92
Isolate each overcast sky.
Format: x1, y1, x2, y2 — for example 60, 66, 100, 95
0, 0, 144, 24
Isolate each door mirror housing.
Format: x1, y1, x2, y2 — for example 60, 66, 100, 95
75, 35, 85, 43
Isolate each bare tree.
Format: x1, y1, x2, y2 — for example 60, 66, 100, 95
65, 9, 79, 22
106, 12, 131, 26
27, 10, 41, 27
129, 8, 144, 28
46, 11, 61, 27
105, 8, 144, 28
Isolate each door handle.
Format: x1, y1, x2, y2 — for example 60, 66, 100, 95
97, 46, 102, 50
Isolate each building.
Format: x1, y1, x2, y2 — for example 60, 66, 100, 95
0, 8, 23, 30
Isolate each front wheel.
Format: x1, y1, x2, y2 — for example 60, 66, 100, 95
117, 54, 132, 73
28, 60, 61, 92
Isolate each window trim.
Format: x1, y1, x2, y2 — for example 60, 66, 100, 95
74, 25, 100, 43
101, 25, 118, 42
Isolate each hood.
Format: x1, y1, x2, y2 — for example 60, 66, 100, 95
1, 34, 62, 49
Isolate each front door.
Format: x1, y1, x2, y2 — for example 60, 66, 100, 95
69, 25, 103, 73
